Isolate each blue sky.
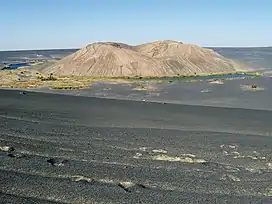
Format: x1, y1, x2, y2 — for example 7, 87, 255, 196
1, 0, 272, 50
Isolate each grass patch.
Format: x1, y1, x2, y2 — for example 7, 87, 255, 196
37, 73, 58, 81
57, 71, 262, 82
29, 62, 44, 66
0, 69, 262, 90
133, 85, 156, 91
209, 79, 224, 84
0, 80, 42, 88
50, 83, 91, 90
241, 84, 265, 91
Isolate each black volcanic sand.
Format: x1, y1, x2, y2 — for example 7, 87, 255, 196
32, 76, 272, 110
1, 89, 272, 204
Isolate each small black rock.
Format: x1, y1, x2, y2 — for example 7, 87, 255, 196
117, 183, 132, 192
7, 153, 16, 158
47, 158, 68, 166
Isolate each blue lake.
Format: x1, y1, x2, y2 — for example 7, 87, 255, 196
2, 63, 30, 70
190, 73, 250, 80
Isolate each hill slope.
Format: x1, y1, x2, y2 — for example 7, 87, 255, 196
43, 40, 248, 77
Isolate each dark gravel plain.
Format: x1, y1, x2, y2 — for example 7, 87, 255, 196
1, 89, 272, 204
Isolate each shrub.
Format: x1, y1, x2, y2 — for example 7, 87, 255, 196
251, 84, 257, 89
38, 73, 57, 81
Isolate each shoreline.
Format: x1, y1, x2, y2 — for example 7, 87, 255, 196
0, 67, 263, 90
52, 71, 262, 80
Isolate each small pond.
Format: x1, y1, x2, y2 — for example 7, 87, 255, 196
1, 63, 30, 70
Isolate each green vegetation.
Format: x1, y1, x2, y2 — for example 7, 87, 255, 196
0, 80, 42, 88
0, 67, 263, 90
133, 85, 156, 91
37, 73, 57, 81
251, 84, 257, 89
66, 71, 261, 82
241, 84, 265, 91
50, 83, 91, 90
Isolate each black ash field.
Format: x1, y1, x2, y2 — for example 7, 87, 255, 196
1, 89, 272, 204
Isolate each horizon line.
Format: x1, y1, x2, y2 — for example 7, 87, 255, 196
1, 45, 271, 52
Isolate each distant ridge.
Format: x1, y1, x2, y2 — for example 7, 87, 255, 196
43, 40, 248, 77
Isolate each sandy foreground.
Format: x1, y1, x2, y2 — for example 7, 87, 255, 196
0, 88, 272, 204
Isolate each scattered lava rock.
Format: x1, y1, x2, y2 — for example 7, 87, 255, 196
117, 182, 149, 193
1, 146, 26, 158
135, 183, 148, 189
7, 152, 26, 158
47, 158, 69, 166
117, 183, 132, 192
0, 146, 15, 152
200, 161, 218, 168
251, 84, 257, 89
71, 175, 95, 184
7, 153, 16, 158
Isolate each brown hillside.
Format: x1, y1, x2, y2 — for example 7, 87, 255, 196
43, 40, 248, 77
